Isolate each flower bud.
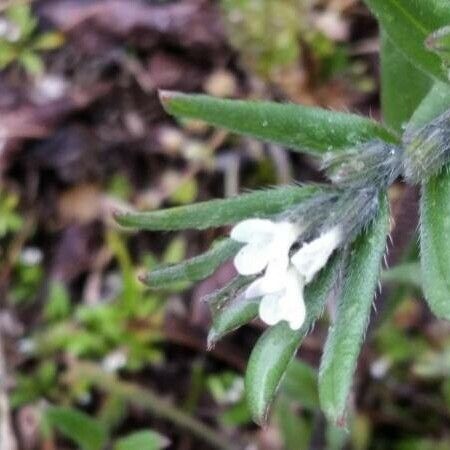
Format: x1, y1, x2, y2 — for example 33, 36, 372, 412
403, 109, 450, 182
322, 141, 402, 189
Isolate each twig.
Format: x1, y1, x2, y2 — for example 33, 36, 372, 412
0, 330, 17, 450
64, 361, 240, 450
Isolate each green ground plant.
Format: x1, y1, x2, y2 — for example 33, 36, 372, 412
115, 0, 450, 430
0, 4, 64, 75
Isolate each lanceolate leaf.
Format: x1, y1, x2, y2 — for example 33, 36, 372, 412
114, 185, 320, 230
421, 175, 450, 319
409, 83, 450, 320
380, 31, 432, 132
364, 0, 450, 82
319, 195, 390, 424
207, 295, 260, 349
141, 239, 242, 288
244, 254, 342, 425
159, 91, 398, 155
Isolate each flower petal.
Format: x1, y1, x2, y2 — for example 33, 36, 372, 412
233, 243, 271, 275
230, 219, 276, 244
258, 292, 284, 326
282, 270, 306, 330
291, 226, 342, 283
245, 277, 265, 299
271, 222, 301, 248
259, 254, 290, 293
258, 267, 306, 329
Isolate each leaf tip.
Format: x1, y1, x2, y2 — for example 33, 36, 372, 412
137, 271, 149, 285
112, 208, 126, 225
321, 402, 348, 429
251, 406, 270, 427
112, 208, 140, 228
158, 90, 182, 111
206, 330, 219, 351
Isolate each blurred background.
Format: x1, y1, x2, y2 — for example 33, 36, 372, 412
0, 0, 449, 449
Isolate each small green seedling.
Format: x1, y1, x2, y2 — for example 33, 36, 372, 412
0, 4, 64, 75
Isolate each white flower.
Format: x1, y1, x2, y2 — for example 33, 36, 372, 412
241, 225, 342, 330
230, 218, 300, 282
291, 226, 342, 282
257, 265, 306, 330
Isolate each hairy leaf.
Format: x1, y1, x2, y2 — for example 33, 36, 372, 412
114, 185, 320, 230
160, 91, 398, 155
141, 239, 242, 287
245, 254, 342, 425
421, 174, 450, 319
319, 195, 389, 424
207, 295, 260, 348
408, 82, 450, 320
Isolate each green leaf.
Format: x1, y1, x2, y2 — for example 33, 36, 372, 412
160, 91, 398, 155
380, 31, 432, 132
244, 254, 342, 425
114, 430, 170, 450
142, 239, 242, 288
275, 397, 313, 450
381, 262, 422, 289
114, 185, 320, 230
207, 295, 260, 348
421, 174, 450, 319
18, 50, 44, 76
319, 194, 390, 425
0, 42, 16, 69
426, 25, 450, 72
281, 360, 319, 410
169, 178, 198, 205
363, 0, 450, 82
46, 407, 108, 450
43, 280, 71, 322
408, 82, 450, 130
32, 31, 65, 50
6, 4, 37, 38
408, 82, 450, 320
